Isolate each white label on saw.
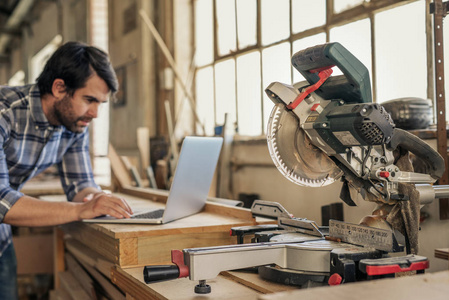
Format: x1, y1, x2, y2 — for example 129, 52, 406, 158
333, 131, 361, 146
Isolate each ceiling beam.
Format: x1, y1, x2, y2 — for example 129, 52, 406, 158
0, 27, 21, 36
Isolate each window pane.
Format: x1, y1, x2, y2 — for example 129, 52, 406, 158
292, 33, 326, 83
216, 0, 237, 56
195, 0, 213, 66
330, 18, 372, 85
261, 0, 289, 46
196, 67, 215, 135
375, 1, 426, 103
237, 0, 257, 49
292, 0, 326, 33
215, 59, 236, 126
334, 0, 364, 14
237, 52, 262, 135
262, 42, 291, 132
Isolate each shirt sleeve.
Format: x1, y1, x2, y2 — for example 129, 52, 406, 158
0, 108, 24, 222
58, 129, 100, 202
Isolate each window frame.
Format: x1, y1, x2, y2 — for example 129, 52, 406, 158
193, 0, 434, 137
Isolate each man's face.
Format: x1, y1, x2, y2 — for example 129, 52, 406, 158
54, 74, 109, 133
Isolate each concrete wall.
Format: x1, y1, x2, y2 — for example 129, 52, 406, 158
108, 0, 156, 151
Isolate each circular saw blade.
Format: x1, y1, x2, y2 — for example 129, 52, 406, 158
267, 103, 343, 187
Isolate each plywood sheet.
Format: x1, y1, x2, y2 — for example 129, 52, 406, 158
112, 266, 261, 300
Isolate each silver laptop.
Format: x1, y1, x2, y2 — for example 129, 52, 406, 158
84, 136, 223, 224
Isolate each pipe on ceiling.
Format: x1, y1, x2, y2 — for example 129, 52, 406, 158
0, 0, 36, 55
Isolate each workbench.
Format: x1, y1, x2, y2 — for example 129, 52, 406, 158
45, 187, 276, 298
46, 188, 449, 299
111, 268, 449, 300
111, 266, 298, 300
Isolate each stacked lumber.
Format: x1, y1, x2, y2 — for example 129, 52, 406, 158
51, 238, 125, 300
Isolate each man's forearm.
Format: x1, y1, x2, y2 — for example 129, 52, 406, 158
3, 189, 133, 226
3, 195, 82, 226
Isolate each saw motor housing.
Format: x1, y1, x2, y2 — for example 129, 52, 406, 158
266, 42, 444, 205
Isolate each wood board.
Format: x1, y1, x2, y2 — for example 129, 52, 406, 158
435, 248, 449, 260
259, 271, 449, 300
111, 266, 270, 300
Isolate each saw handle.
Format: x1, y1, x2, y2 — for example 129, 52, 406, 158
291, 42, 371, 104
389, 128, 445, 180
143, 265, 182, 283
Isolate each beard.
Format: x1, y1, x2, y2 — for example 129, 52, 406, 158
53, 95, 92, 133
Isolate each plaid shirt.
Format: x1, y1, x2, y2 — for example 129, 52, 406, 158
0, 84, 99, 255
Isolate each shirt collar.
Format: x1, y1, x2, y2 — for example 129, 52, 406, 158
29, 84, 58, 129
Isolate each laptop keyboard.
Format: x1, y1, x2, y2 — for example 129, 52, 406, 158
131, 209, 165, 219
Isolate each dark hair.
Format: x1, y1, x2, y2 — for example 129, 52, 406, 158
37, 41, 118, 96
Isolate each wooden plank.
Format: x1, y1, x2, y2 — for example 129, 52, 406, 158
137, 231, 233, 265
203, 201, 254, 221
76, 258, 125, 300
54, 227, 65, 289
432, 0, 449, 220
65, 252, 95, 297
63, 223, 120, 264
108, 144, 133, 190
137, 127, 150, 171
435, 248, 449, 260
65, 238, 115, 278
111, 266, 262, 300
49, 288, 71, 300
121, 186, 169, 203
259, 271, 449, 300
221, 271, 298, 294
59, 271, 92, 300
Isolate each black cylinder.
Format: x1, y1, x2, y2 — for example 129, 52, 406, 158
143, 265, 180, 283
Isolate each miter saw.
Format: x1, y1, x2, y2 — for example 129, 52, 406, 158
143, 43, 449, 293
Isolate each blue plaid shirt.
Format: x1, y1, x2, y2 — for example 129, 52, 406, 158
0, 84, 99, 256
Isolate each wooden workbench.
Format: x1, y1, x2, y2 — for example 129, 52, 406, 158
45, 187, 275, 297
110, 261, 449, 300
111, 266, 297, 300
259, 271, 449, 300
47, 191, 266, 268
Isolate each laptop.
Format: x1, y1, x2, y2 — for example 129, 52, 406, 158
83, 136, 223, 224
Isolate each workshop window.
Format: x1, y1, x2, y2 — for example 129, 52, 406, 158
195, 0, 214, 67
292, 0, 326, 33
214, 59, 237, 127
262, 42, 291, 130
236, 51, 262, 136
261, 0, 290, 46
193, 0, 433, 137
374, 1, 427, 102
334, 0, 365, 13
329, 18, 372, 79
236, 0, 257, 48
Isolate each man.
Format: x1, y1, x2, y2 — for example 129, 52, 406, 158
0, 41, 133, 299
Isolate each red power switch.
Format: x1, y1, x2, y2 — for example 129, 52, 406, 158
379, 171, 390, 178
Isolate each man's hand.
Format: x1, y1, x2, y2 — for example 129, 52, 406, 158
78, 192, 133, 220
